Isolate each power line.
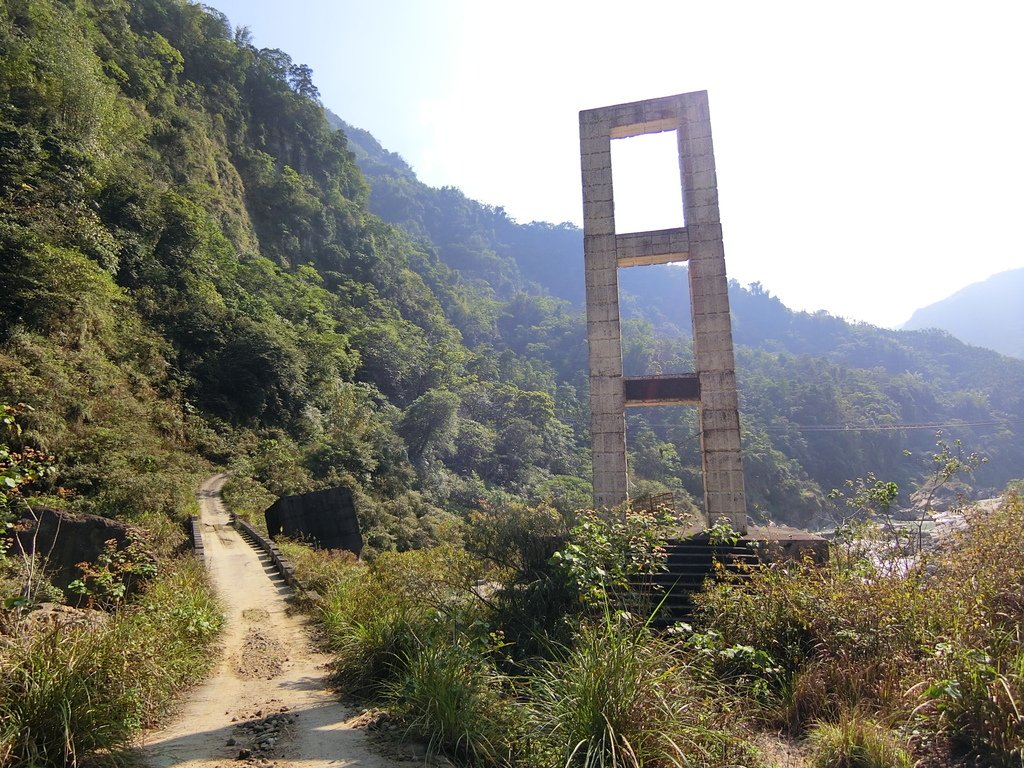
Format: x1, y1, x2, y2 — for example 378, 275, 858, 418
760, 419, 1023, 434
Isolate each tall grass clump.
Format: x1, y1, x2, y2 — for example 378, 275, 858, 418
527, 610, 758, 768
275, 536, 359, 594
118, 555, 223, 714
806, 710, 912, 768
317, 545, 481, 698
0, 617, 137, 766
911, 491, 1024, 765
385, 640, 521, 767
0, 555, 221, 767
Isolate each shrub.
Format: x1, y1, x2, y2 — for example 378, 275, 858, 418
915, 634, 1024, 766
465, 500, 576, 659
318, 546, 481, 698
693, 549, 932, 729
551, 504, 674, 610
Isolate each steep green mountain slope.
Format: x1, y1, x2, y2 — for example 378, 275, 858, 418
902, 268, 1024, 358
0, 0, 583, 549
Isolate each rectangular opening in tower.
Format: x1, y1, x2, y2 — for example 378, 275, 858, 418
610, 131, 684, 234
625, 408, 704, 518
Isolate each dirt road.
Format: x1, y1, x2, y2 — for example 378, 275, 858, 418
141, 474, 399, 768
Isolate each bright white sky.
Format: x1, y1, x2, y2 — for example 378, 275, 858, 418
208, 0, 1023, 329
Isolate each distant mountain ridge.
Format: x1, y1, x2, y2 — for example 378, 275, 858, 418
902, 268, 1024, 358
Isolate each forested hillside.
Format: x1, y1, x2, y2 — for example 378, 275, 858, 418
1, 0, 1021, 545
0, 0, 586, 552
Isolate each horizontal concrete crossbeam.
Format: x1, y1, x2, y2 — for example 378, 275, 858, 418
616, 227, 690, 267
624, 374, 700, 406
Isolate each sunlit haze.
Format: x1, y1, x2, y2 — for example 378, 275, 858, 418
208, 0, 1024, 329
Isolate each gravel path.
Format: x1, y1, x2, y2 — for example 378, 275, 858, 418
140, 474, 403, 768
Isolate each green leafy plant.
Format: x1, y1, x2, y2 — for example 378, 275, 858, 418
67, 535, 157, 610
551, 504, 673, 609
705, 517, 742, 547
385, 640, 520, 767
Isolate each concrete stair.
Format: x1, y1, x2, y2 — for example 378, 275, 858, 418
630, 537, 761, 623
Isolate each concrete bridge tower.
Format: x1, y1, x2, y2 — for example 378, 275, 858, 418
580, 91, 747, 533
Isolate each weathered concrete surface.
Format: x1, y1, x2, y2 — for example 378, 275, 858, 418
6, 507, 148, 595
264, 486, 363, 555
580, 91, 747, 530
684, 524, 827, 565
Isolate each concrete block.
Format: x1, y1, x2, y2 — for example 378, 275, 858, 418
687, 190, 721, 216
586, 302, 620, 324
580, 117, 611, 141
684, 152, 717, 174
593, 430, 627, 455
699, 370, 738, 394
689, 256, 728, 281
585, 245, 618, 266
684, 169, 718, 192
680, 117, 712, 141
586, 319, 622, 343
589, 355, 624, 378
701, 408, 740, 432
706, 450, 743, 473
585, 268, 616, 291
585, 232, 618, 254
693, 310, 732, 335
265, 487, 363, 555
582, 185, 615, 208
582, 160, 614, 186
699, 388, 741, 412
581, 135, 612, 157
685, 203, 721, 225
701, 427, 743, 453
705, 490, 747, 515
686, 222, 724, 244
695, 330, 736, 355
694, 348, 738, 374
705, 468, 746, 495
581, 151, 613, 174
691, 290, 731, 317
585, 282, 620, 307
584, 220, 615, 238
679, 135, 715, 159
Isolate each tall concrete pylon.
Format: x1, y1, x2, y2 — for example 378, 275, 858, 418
580, 91, 747, 533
